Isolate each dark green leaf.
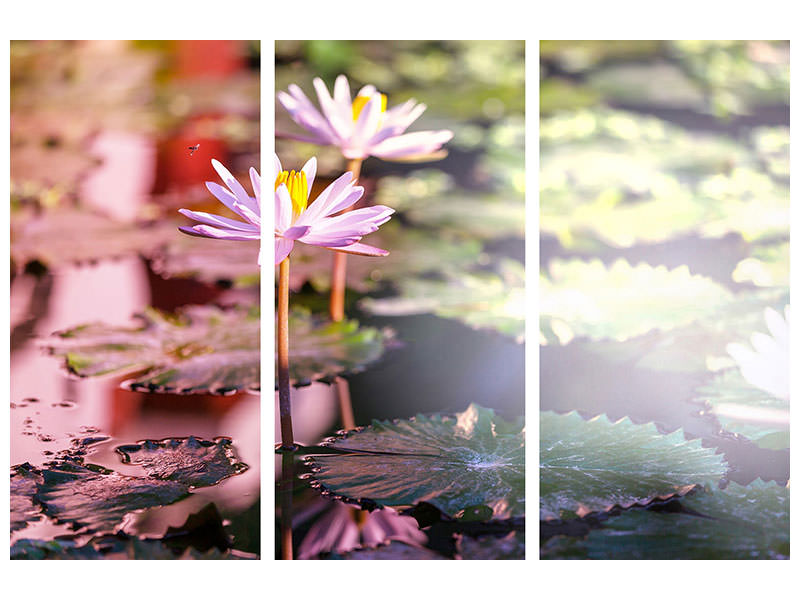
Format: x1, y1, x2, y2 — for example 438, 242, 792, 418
115, 437, 249, 488
540, 411, 727, 520
307, 404, 524, 519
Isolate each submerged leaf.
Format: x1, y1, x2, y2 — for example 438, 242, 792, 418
115, 437, 249, 488
283, 309, 390, 387
544, 480, 789, 559
307, 404, 525, 519
540, 411, 727, 520
46, 304, 260, 395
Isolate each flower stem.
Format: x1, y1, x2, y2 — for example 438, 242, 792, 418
329, 157, 363, 322
277, 257, 294, 448
277, 256, 294, 560
330, 158, 363, 431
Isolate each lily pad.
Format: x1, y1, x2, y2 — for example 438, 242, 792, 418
288, 220, 484, 293
362, 259, 525, 342
283, 309, 390, 387
695, 370, 789, 450
46, 304, 260, 395
540, 259, 732, 343
540, 109, 788, 249
543, 480, 789, 560
150, 234, 260, 288
115, 437, 249, 488
306, 404, 525, 519
11, 464, 43, 532
540, 411, 727, 520
11, 207, 177, 274
35, 462, 189, 534
374, 170, 525, 240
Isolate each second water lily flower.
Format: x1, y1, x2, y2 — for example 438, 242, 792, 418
278, 74, 453, 161
274, 154, 394, 264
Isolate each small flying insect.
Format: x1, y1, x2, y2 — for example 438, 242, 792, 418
187, 144, 200, 156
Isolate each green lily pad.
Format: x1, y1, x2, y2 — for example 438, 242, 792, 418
11, 464, 43, 532
283, 309, 390, 387
540, 411, 727, 520
150, 234, 260, 288
35, 462, 189, 534
374, 170, 525, 240
11, 207, 177, 274
457, 530, 525, 560
306, 404, 525, 519
695, 370, 789, 450
540, 109, 788, 249
362, 259, 525, 342
288, 220, 484, 293
115, 437, 249, 488
46, 304, 260, 395
544, 480, 789, 559
540, 259, 732, 343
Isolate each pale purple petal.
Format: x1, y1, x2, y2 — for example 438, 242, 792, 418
275, 185, 293, 233
301, 156, 317, 191
333, 241, 390, 257
348, 94, 383, 154
232, 201, 261, 228
357, 84, 377, 97
292, 172, 357, 227
275, 238, 294, 264
313, 77, 351, 142
181, 224, 260, 241
333, 74, 352, 107
178, 208, 258, 232
310, 205, 394, 237
273, 154, 283, 181
250, 167, 261, 202
278, 87, 336, 143
282, 225, 311, 240
212, 159, 257, 213
206, 181, 241, 214
369, 130, 454, 159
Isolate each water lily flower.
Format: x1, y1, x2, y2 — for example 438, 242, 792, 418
274, 154, 394, 264
278, 75, 453, 160
726, 306, 790, 400
178, 159, 261, 262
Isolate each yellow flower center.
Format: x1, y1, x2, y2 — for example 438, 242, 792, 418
275, 169, 308, 219
352, 93, 387, 121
